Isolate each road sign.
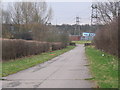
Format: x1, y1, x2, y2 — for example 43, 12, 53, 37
82, 32, 95, 36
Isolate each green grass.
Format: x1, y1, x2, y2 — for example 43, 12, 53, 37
1, 46, 75, 77
72, 40, 91, 44
85, 46, 118, 88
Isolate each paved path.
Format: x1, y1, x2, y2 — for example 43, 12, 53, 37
2, 44, 95, 88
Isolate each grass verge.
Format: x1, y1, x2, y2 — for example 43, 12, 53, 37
72, 40, 91, 44
85, 46, 118, 88
2, 46, 75, 77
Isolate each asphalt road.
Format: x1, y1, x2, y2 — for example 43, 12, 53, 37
2, 44, 95, 88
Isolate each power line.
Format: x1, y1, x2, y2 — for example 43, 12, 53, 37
74, 16, 80, 35
76, 16, 80, 25
91, 3, 98, 26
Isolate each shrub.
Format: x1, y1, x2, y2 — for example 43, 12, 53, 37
69, 42, 76, 46
2, 39, 67, 61
93, 19, 118, 56
2, 39, 50, 61
51, 42, 67, 51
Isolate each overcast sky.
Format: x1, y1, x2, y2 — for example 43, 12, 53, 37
48, 2, 92, 25
2, 0, 92, 25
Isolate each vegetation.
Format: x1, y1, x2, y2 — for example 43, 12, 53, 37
85, 46, 118, 88
2, 39, 67, 61
72, 41, 91, 44
2, 46, 75, 77
2, 2, 52, 39
56, 24, 98, 35
93, 2, 119, 57
2, 2, 69, 43
93, 19, 118, 56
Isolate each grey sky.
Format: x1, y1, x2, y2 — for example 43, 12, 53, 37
2, 1, 92, 25
48, 2, 92, 25
48, 2, 91, 24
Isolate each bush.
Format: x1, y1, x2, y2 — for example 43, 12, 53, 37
84, 43, 91, 47
2, 39, 67, 61
51, 42, 67, 51
2, 39, 50, 61
13, 32, 33, 40
93, 19, 118, 56
69, 42, 76, 46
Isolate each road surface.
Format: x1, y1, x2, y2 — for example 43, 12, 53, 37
2, 44, 95, 88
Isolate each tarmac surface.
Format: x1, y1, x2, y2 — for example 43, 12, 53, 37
2, 44, 95, 88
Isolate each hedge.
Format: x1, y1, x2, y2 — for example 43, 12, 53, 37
2, 39, 66, 61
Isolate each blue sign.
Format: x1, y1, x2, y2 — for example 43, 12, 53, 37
82, 32, 95, 36
83, 33, 89, 36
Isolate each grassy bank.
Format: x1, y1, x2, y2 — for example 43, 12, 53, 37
72, 41, 91, 44
2, 46, 75, 77
85, 46, 118, 88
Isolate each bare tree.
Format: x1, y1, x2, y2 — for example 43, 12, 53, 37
30, 2, 53, 41
0, 1, 2, 38
93, 1, 119, 56
20, 2, 34, 24
2, 10, 11, 24
8, 2, 22, 24
42, 6, 53, 24
0, 4, 1, 24
31, 2, 53, 24
5, 2, 53, 25
2, 1, 53, 40
97, 1, 119, 24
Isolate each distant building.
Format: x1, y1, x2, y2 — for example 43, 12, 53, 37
69, 35, 81, 41
81, 32, 95, 40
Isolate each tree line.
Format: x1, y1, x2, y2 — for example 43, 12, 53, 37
2, 2, 69, 43
55, 24, 101, 35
